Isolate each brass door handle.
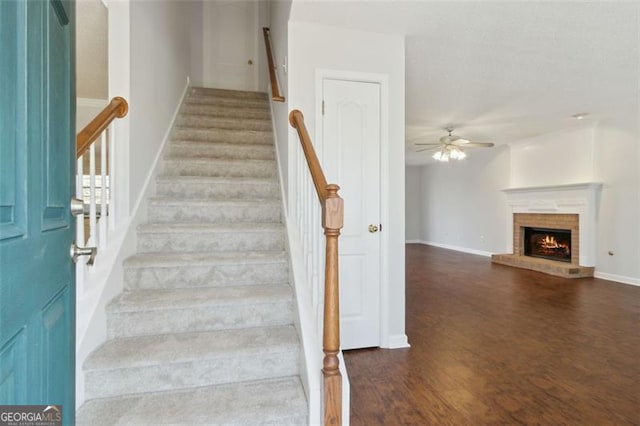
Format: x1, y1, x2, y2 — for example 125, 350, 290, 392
368, 224, 379, 233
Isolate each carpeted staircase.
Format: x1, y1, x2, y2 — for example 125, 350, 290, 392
76, 88, 308, 425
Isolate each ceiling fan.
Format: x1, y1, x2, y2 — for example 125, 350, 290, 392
414, 128, 495, 162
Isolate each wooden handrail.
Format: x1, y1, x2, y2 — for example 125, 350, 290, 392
289, 109, 343, 425
76, 96, 128, 158
262, 28, 285, 102
289, 110, 328, 201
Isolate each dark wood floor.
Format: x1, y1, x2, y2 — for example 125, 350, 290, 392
343, 244, 640, 425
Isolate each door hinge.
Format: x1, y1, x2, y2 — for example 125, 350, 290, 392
322, 100, 325, 115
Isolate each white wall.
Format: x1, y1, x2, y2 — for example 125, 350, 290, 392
509, 126, 597, 187
287, 20, 407, 347
593, 118, 640, 281
268, 0, 292, 202
405, 166, 422, 242
420, 146, 510, 255
129, 1, 192, 208
76, 99, 106, 132
76, 0, 108, 99
189, 0, 204, 86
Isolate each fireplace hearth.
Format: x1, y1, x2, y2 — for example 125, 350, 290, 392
523, 227, 571, 263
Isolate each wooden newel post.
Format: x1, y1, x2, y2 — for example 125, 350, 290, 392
322, 184, 344, 425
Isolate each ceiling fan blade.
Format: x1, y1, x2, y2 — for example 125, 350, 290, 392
414, 143, 441, 147
461, 142, 495, 148
415, 146, 440, 153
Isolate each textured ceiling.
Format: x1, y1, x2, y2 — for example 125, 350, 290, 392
76, 0, 108, 99
290, 1, 639, 165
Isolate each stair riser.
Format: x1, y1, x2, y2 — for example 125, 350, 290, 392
155, 181, 280, 199
84, 350, 299, 400
186, 96, 268, 109
168, 142, 275, 160
147, 204, 281, 223
107, 301, 294, 338
173, 128, 273, 144
163, 160, 277, 178
176, 116, 272, 132
181, 104, 271, 119
137, 230, 284, 253
124, 262, 288, 290
189, 88, 268, 100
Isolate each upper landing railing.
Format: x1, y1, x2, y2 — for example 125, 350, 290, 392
73, 96, 128, 292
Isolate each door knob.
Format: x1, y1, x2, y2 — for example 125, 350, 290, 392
368, 224, 379, 233
70, 243, 97, 265
70, 197, 84, 216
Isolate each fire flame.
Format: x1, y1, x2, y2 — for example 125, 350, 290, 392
539, 235, 570, 253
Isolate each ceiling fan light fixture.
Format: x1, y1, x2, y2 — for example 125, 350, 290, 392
433, 146, 465, 162
450, 148, 466, 160
433, 149, 451, 162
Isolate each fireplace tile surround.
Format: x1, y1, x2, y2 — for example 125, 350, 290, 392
492, 183, 602, 278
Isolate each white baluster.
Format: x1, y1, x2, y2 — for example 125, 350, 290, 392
88, 144, 97, 247
99, 131, 108, 248
76, 156, 85, 245
108, 123, 116, 231
76, 156, 86, 295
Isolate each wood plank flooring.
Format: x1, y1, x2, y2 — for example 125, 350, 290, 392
343, 244, 640, 425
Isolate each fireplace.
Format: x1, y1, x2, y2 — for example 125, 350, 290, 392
491, 183, 602, 278
513, 213, 579, 264
523, 227, 571, 263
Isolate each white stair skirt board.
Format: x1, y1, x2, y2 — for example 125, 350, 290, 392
76, 88, 308, 425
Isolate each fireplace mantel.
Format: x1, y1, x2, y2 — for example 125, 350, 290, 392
501, 182, 603, 266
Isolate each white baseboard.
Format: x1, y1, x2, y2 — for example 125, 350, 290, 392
405, 239, 421, 244
418, 241, 494, 258
594, 271, 640, 287
385, 334, 410, 349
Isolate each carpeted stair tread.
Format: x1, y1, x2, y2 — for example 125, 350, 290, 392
189, 87, 269, 99
145, 199, 281, 224
163, 157, 275, 166
181, 103, 271, 119
123, 252, 288, 290
124, 251, 287, 268
177, 114, 272, 131
156, 175, 278, 184
84, 325, 298, 370
167, 140, 276, 160
162, 157, 277, 179
185, 95, 271, 109
137, 222, 283, 233
136, 226, 284, 253
107, 284, 293, 313
172, 127, 273, 144
76, 377, 307, 426
147, 197, 280, 208
155, 176, 280, 200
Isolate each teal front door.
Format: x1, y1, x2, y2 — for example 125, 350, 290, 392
0, 0, 76, 423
